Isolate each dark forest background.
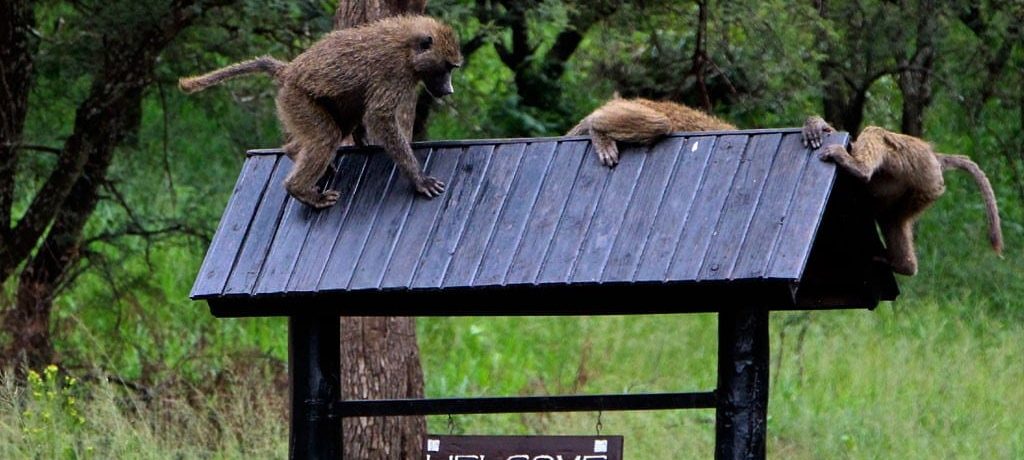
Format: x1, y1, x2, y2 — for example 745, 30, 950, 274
1, 1, 1021, 457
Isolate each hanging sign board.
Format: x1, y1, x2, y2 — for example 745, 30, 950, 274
423, 435, 623, 460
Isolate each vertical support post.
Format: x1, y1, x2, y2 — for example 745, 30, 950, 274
289, 315, 342, 459
715, 307, 770, 460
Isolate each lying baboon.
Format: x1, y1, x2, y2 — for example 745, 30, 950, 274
803, 116, 1003, 275
180, 15, 463, 208
567, 95, 736, 167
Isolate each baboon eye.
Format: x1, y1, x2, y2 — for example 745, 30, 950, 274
418, 36, 433, 51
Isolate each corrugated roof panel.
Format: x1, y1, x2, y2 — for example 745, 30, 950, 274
730, 133, 813, 279
697, 133, 781, 281
441, 143, 526, 288
566, 140, 651, 284
283, 153, 369, 293
472, 141, 558, 286
666, 135, 749, 281
222, 157, 291, 296
192, 129, 894, 315
377, 147, 463, 289
631, 136, 717, 281
411, 144, 495, 289
595, 136, 686, 282
535, 142, 611, 285
766, 133, 848, 279
504, 140, 587, 285
344, 149, 425, 291
190, 154, 277, 298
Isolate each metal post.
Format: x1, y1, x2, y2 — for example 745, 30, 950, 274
289, 315, 342, 459
715, 307, 769, 460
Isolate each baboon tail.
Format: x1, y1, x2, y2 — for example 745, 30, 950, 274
938, 153, 1004, 255
178, 55, 286, 94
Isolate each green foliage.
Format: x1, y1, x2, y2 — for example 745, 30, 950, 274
2, 0, 1022, 457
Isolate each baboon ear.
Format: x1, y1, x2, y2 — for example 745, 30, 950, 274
417, 35, 433, 52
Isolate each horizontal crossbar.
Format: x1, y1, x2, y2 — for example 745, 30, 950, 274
332, 392, 717, 417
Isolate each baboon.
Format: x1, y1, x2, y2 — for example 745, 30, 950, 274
567, 95, 736, 167
180, 15, 463, 208
802, 116, 1003, 276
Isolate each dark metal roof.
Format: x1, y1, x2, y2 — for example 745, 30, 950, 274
192, 129, 898, 317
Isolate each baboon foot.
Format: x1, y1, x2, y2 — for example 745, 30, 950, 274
312, 189, 341, 208
289, 185, 341, 209
874, 254, 917, 276
415, 176, 446, 198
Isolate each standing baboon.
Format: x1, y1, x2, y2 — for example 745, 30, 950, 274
803, 116, 1003, 275
180, 15, 463, 208
567, 95, 736, 167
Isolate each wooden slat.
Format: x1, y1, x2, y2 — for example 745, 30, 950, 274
667, 135, 750, 280
222, 156, 292, 295
504, 140, 588, 285
441, 143, 526, 287
411, 145, 495, 288
345, 149, 428, 290
472, 141, 559, 286
190, 155, 277, 298
253, 182, 331, 295
535, 143, 611, 284
284, 154, 369, 293
316, 154, 398, 291
599, 137, 686, 282
698, 133, 781, 281
633, 136, 717, 281
379, 147, 463, 289
731, 133, 812, 279
568, 143, 651, 283
766, 134, 848, 278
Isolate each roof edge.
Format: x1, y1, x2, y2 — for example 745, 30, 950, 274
246, 128, 808, 156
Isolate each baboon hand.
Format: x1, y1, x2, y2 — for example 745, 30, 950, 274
311, 189, 341, 209
595, 144, 620, 168
818, 144, 845, 162
415, 176, 446, 198
802, 116, 834, 149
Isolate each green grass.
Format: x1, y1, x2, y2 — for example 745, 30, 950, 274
5, 296, 1020, 458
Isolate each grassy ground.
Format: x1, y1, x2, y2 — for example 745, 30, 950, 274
3, 289, 1020, 458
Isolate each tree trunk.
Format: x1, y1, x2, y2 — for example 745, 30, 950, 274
334, 1, 429, 457
342, 317, 426, 458
814, 0, 869, 135
1, 0, 236, 369
490, 0, 618, 113
898, 0, 936, 136
335, 0, 427, 29
0, 0, 34, 245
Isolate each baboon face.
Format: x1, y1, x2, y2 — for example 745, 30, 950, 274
410, 30, 462, 98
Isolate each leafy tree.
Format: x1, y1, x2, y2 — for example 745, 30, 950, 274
0, 0, 242, 368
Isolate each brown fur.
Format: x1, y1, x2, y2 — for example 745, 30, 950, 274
179, 56, 286, 93
802, 116, 1003, 276
179, 15, 463, 208
567, 96, 736, 167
